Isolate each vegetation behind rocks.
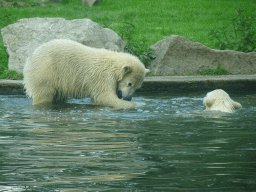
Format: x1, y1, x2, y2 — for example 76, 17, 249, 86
209, 8, 256, 53
188, 64, 231, 76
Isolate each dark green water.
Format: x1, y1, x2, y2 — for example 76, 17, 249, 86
0, 92, 255, 192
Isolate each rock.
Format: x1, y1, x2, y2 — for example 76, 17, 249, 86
81, 0, 102, 6
150, 35, 256, 76
1, 17, 125, 73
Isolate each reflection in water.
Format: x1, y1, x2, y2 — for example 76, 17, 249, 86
0, 93, 256, 191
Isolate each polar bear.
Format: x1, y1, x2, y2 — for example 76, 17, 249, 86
23, 39, 150, 109
203, 89, 242, 113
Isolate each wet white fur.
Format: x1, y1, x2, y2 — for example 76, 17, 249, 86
203, 89, 242, 113
23, 39, 149, 109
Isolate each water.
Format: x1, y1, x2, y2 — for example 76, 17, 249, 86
0, 92, 255, 192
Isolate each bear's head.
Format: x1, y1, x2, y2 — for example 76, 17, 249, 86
116, 60, 150, 101
203, 89, 242, 113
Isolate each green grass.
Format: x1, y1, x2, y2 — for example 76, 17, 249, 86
1, 0, 256, 79
188, 64, 231, 76
0, 69, 24, 79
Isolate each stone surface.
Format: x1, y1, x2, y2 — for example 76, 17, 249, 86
81, 0, 102, 6
150, 35, 256, 76
1, 17, 125, 73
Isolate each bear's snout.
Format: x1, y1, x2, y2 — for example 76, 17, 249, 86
123, 95, 132, 101
116, 90, 132, 101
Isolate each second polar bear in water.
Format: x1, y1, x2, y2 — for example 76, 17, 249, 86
23, 39, 150, 109
203, 89, 242, 113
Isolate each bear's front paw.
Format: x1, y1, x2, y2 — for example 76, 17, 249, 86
113, 100, 136, 109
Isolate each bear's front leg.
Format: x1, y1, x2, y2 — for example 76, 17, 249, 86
112, 98, 136, 109
91, 94, 136, 109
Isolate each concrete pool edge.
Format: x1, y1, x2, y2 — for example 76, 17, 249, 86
0, 75, 256, 95
140, 75, 256, 93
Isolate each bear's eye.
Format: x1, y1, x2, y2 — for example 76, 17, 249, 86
128, 82, 132, 87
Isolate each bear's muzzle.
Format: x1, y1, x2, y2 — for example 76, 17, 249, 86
123, 95, 132, 101
116, 90, 132, 101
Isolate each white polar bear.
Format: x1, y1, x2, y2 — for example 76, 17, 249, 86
203, 89, 242, 113
23, 39, 150, 109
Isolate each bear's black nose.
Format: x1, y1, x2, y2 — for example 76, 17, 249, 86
116, 90, 122, 99
123, 95, 132, 101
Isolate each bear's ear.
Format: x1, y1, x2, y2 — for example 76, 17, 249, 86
117, 66, 132, 81
145, 69, 150, 74
123, 66, 132, 74
204, 97, 215, 108
233, 101, 242, 109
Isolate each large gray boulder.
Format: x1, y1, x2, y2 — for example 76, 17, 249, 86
1, 18, 125, 73
150, 35, 256, 76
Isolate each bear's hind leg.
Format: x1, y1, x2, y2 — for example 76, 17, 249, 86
31, 88, 56, 105
32, 96, 55, 105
